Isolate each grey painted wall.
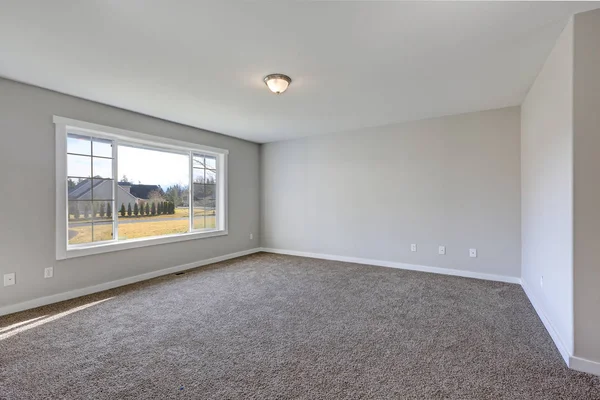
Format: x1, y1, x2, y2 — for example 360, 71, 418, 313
0, 78, 260, 308
573, 8, 600, 363
261, 107, 521, 278
521, 19, 574, 355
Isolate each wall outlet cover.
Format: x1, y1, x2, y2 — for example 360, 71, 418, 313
44, 267, 54, 278
3, 273, 16, 287
469, 249, 477, 258
438, 246, 446, 255
411, 244, 417, 252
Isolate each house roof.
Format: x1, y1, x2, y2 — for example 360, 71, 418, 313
128, 184, 164, 200
68, 179, 104, 200
69, 179, 163, 201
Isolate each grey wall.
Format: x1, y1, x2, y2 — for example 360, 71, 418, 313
0, 78, 260, 309
520, 19, 574, 355
573, 8, 600, 363
261, 107, 521, 279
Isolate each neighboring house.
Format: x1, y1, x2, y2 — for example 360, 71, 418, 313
68, 179, 163, 212
126, 184, 164, 200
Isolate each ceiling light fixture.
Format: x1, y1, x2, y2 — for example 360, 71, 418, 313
264, 74, 292, 94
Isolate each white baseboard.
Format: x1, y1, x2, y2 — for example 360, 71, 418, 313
0, 248, 261, 317
260, 247, 521, 284
521, 280, 571, 365
570, 355, 600, 376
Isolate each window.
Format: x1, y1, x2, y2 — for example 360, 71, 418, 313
55, 117, 228, 259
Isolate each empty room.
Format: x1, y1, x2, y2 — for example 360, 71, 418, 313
1, 1, 600, 399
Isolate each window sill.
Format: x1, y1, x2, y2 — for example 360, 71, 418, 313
58, 229, 228, 260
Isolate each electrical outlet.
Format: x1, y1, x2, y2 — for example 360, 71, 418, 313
44, 267, 54, 279
3, 273, 15, 287
249, 233, 253, 240
469, 249, 477, 258
438, 246, 446, 255
411, 244, 417, 252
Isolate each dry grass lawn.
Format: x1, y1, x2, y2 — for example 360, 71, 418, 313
69, 215, 216, 244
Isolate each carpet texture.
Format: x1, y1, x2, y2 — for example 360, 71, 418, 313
1, 253, 599, 399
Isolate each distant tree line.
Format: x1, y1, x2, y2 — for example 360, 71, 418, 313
69, 201, 112, 220
120, 201, 175, 217
69, 201, 175, 220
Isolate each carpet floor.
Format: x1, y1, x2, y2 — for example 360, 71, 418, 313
1, 253, 599, 399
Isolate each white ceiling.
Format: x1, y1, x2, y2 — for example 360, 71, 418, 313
0, 1, 598, 143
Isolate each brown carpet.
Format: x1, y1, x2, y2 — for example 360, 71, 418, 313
1, 253, 599, 399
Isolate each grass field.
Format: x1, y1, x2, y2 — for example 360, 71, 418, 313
68, 213, 216, 244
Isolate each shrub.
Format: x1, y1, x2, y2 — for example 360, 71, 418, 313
138, 201, 145, 216
107, 203, 112, 218
127, 203, 132, 217
145, 202, 150, 216
83, 203, 90, 219
99, 202, 106, 218
120, 203, 126, 217
151, 202, 156, 216
158, 202, 163, 215
133, 203, 139, 217
73, 204, 80, 220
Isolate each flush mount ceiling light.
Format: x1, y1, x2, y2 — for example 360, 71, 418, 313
264, 74, 292, 94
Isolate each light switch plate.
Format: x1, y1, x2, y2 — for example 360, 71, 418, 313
469, 249, 477, 258
3, 273, 15, 286
438, 246, 446, 255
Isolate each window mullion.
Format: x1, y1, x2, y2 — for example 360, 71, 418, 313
91, 142, 94, 242
189, 151, 193, 232
113, 140, 119, 242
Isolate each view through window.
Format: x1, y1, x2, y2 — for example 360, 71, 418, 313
65, 132, 223, 247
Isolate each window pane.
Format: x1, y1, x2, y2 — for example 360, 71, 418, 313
68, 154, 91, 178
67, 134, 91, 155
192, 181, 216, 231
92, 157, 112, 179
193, 155, 205, 168
193, 183, 205, 202
205, 156, 216, 170
117, 145, 189, 241
68, 178, 91, 200
193, 206, 206, 230
93, 221, 113, 242
206, 169, 216, 184
204, 184, 216, 200
92, 200, 113, 222
193, 168, 205, 183
205, 213, 216, 229
68, 222, 92, 245
92, 138, 113, 158
91, 179, 114, 201
68, 201, 93, 222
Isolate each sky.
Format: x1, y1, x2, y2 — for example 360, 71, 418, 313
67, 135, 193, 189
118, 145, 189, 189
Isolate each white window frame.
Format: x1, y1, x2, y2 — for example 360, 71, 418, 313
55, 116, 228, 260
